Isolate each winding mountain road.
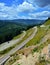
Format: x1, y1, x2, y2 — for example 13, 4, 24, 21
0, 31, 26, 52
0, 27, 37, 65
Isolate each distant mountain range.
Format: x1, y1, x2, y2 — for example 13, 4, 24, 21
0, 19, 45, 26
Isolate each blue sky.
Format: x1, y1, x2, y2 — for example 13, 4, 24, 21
0, 0, 50, 20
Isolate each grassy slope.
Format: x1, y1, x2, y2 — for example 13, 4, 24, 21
25, 19, 50, 47
25, 27, 46, 47
44, 18, 50, 25
13, 33, 24, 40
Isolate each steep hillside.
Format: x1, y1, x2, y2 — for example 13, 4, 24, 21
4, 19, 50, 65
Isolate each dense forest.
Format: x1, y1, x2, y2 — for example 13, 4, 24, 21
0, 19, 45, 44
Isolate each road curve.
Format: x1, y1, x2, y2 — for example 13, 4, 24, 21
0, 27, 37, 65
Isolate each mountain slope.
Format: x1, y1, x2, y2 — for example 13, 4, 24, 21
4, 18, 50, 65
0, 19, 45, 25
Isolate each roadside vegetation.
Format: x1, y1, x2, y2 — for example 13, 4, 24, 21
0, 21, 27, 44
17, 27, 35, 45
44, 18, 50, 25
25, 27, 47, 47
25, 19, 50, 47
32, 39, 50, 54
0, 28, 34, 55
13, 32, 24, 40
5, 54, 20, 65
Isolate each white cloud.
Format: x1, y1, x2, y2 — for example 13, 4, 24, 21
0, 1, 36, 19
0, 2, 18, 19
29, 11, 50, 20
0, 12, 8, 17
29, 11, 50, 17
17, 1, 35, 12
0, 3, 5, 6
0, 1, 50, 20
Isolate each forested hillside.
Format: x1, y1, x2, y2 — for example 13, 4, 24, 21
0, 21, 28, 44
0, 19, 45, 44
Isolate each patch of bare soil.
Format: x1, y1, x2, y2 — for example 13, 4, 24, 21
12, 53, 40, 65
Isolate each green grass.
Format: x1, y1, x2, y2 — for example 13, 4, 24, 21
44, 19, 50, 25
13, 33, 24, 40
25, 27, 47, 47
32, 39, 50, 54
18, 64, 21, 65
0, 46, 14, 55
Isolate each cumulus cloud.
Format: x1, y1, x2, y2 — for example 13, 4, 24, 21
0, 1, 36, 19
0, 2, 18, 19
17, 1, 35, 12
0, 1, 50, 20
0, 12, 8, 17
29, 11, 50, 20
